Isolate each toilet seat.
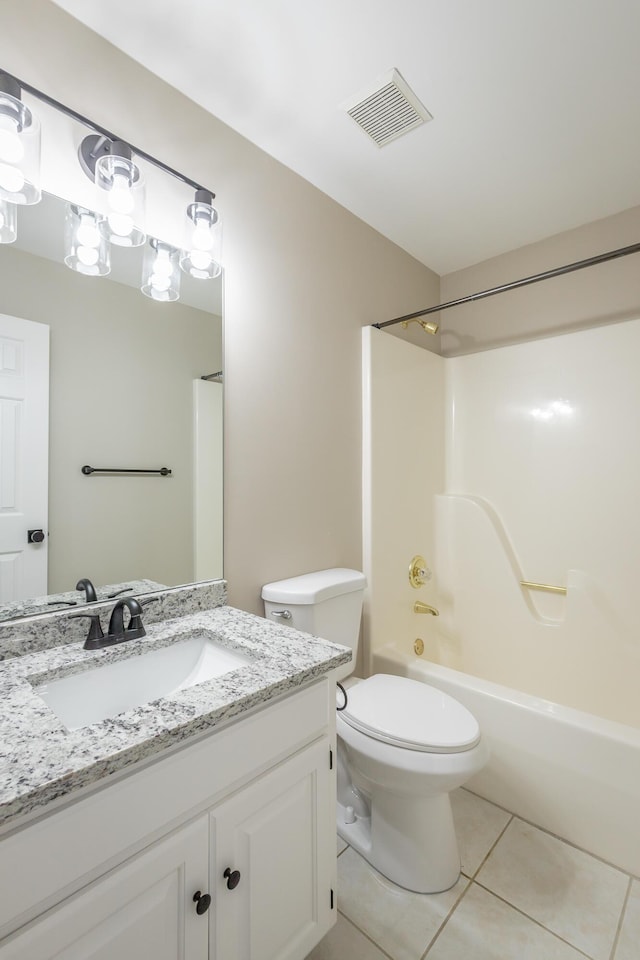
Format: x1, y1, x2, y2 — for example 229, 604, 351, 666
340, 674, 480, 754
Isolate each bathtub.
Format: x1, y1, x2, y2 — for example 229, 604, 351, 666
374, 644, 640, 877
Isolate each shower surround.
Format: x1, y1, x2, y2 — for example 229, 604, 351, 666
362, 322, 640, 874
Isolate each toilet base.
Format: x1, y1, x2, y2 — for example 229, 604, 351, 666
337, 790, 461, 894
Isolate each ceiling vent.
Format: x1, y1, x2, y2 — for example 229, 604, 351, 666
342, 68, 433, 148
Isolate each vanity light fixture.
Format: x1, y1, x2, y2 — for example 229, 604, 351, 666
141, 238, 181, 302
0, 198, 17, 243
79, 134, 145, 247
0, 69, 221, 300
180, 189, 222, 280
64, 204, 110, 277
0, 72, 41, 206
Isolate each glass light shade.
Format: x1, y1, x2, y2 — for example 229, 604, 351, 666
0, 92, 41, 205
180, 198, 222, 280
0, 198, 17, 243
64, 205, 110, 277
141, 239, 181, 302
95, 152, 145, 248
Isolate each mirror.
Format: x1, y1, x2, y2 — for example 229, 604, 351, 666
0, 190, 223, 622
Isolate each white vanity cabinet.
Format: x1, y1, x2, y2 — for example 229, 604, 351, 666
0, 817, 210, 960
0, 679, 336, 960
213, 737, 333, 960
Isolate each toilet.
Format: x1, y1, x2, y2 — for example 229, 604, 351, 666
262, 568, 488, 894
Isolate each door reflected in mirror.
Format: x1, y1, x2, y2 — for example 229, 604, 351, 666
0, 191, 223, 622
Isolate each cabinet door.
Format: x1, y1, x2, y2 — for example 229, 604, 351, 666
0, 816, 210, 960
212, 737, 335, 960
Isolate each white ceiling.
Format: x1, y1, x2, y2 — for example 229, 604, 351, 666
53, 0, 640, 274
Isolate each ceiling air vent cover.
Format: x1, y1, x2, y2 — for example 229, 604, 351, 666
343, 68, 433, 147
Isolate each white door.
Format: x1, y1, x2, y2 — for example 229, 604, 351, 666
0, 313, 49, 602
212, 739, 335, 960
0, 816, 210, 960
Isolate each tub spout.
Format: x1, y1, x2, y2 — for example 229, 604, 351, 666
414, 601, 439, 616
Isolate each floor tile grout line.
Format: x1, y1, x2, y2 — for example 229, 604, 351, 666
467, 812, 514, 880
472, 878, 599, 960
420, 874, 474, 958
462, 788, 639, 882
335, 907, 396, 960
336, 846, 472, 960
608, 876, 633, 960
461, 786, 513, 817
334, 800, 634, 960
511, 812, 639, 880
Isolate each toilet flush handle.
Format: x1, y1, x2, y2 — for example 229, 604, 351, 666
270, 609, 292, 620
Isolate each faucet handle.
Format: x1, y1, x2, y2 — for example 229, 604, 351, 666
408, 556, 432, 589
106, 586, 133, 599
126, 609, 146, 638
68, 612, 105, 649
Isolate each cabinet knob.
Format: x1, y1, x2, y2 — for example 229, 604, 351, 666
192, 890, 212, 915
223, 867, 241, 890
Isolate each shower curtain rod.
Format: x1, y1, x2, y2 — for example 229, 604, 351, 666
373, 241, 640, 330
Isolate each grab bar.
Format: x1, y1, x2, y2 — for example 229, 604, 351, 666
520, 580, 567, 596
82, 465, 172, 477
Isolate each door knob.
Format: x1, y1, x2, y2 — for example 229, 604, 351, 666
223, 867, 241, 890
192, 890, 212, 915
28, 528, 46, 544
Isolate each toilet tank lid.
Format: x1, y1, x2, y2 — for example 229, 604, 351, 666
261, 568, 366, 604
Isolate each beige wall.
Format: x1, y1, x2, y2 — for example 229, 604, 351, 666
0, 244, 220, 592
2, 0, 440, 613
440, 204, 640, 355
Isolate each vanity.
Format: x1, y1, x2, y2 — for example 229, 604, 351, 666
0, 586, 350, 959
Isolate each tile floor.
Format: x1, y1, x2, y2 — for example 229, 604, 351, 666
307, 788, 639, 960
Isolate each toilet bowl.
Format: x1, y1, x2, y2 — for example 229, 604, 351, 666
261, 568, 488, 894
336, 674, 488, 892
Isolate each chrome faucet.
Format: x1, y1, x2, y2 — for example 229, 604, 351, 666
413, 600, 439, 616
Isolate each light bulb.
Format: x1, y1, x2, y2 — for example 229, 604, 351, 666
0, 162, 25, 194
192, 219, 214, 251
0, 116, 24, 165
141, 239, 180, 302
153, 250, 174, 277
109, 172, 134, 214
190, 249, 213, 271
151, 272, 171, 293
108, 211, 134, 238
64, 203, 109, 276
76, 245, 99, 267
76, 215, 100, 248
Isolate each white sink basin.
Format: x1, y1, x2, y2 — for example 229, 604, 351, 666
36, 633, 250, 731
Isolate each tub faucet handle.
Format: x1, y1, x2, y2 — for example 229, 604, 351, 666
409, 556, 432, 589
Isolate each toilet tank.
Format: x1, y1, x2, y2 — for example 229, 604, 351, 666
262, 569, 366, 676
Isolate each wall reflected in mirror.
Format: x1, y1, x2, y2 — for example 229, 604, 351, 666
0, 191, 223, 622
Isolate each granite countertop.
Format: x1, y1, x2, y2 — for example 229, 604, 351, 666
0, 605, 350, 828
0, 579, 167, 625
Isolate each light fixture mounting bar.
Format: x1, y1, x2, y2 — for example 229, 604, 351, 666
1, 69, 215, 199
